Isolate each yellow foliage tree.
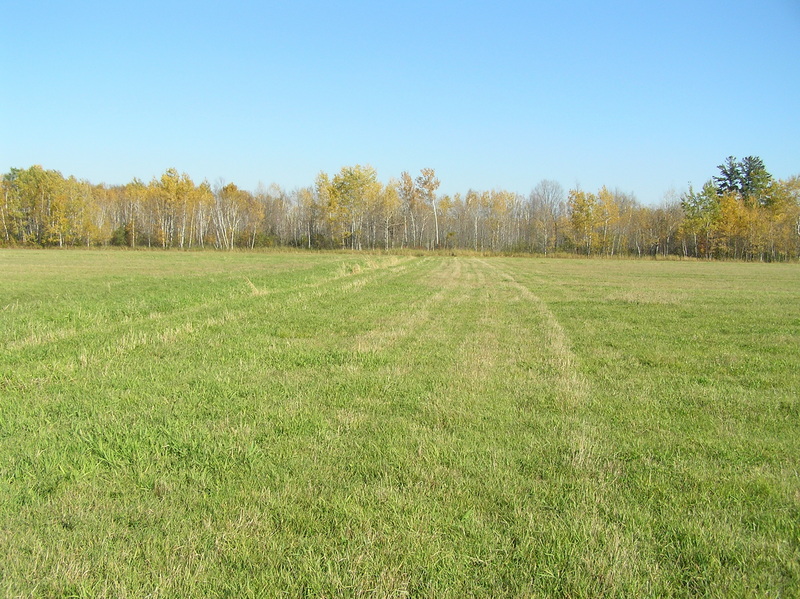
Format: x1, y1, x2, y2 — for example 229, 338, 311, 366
568, 189, 598, 255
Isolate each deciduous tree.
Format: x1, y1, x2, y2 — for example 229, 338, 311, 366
568, 189, 597, 255
416, 168, 440, 248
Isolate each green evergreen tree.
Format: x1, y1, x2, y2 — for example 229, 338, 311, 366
714, 156, 742, 195
712, 156, 772, 204
739, 156, 772, 205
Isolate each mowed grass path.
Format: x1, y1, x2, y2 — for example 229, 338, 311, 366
1, 250, 798, 597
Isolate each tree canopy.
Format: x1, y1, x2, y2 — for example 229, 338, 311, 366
2, 159, 798, 260
713, 156, 773, 204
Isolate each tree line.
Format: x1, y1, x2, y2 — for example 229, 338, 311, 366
2, 158, 798, 260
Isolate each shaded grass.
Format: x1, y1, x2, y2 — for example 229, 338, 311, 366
1, 250, 798, 597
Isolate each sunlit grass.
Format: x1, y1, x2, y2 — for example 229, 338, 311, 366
1, 250, 798, 597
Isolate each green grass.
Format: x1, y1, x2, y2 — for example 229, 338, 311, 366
1, 250, 798, 597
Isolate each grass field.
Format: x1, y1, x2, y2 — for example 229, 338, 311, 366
1, 250, 798, 597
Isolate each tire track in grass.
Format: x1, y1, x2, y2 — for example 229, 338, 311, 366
332, 257, 529, 589
109, 255, 425, 360
353, 258, 461, 355
477, 258, 638, 594
476, 259, 587, 408
2, 256, 416, 355
243, 257, 487, 591
449, 258, 504, 387
0, 256, 427, 398
323, 258, 464, 442
394, 257, 597, 591
244, 255, 416, 298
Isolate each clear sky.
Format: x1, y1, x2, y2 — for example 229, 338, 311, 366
3, 0, 799, 204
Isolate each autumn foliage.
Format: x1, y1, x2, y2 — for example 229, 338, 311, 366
2, 159, 798, 259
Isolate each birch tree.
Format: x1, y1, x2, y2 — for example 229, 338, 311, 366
416, 168, 440, 248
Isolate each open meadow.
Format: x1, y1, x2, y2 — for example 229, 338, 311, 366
0, 250, 798, 597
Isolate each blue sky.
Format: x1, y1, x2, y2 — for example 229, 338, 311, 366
3, 1, 799, 204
